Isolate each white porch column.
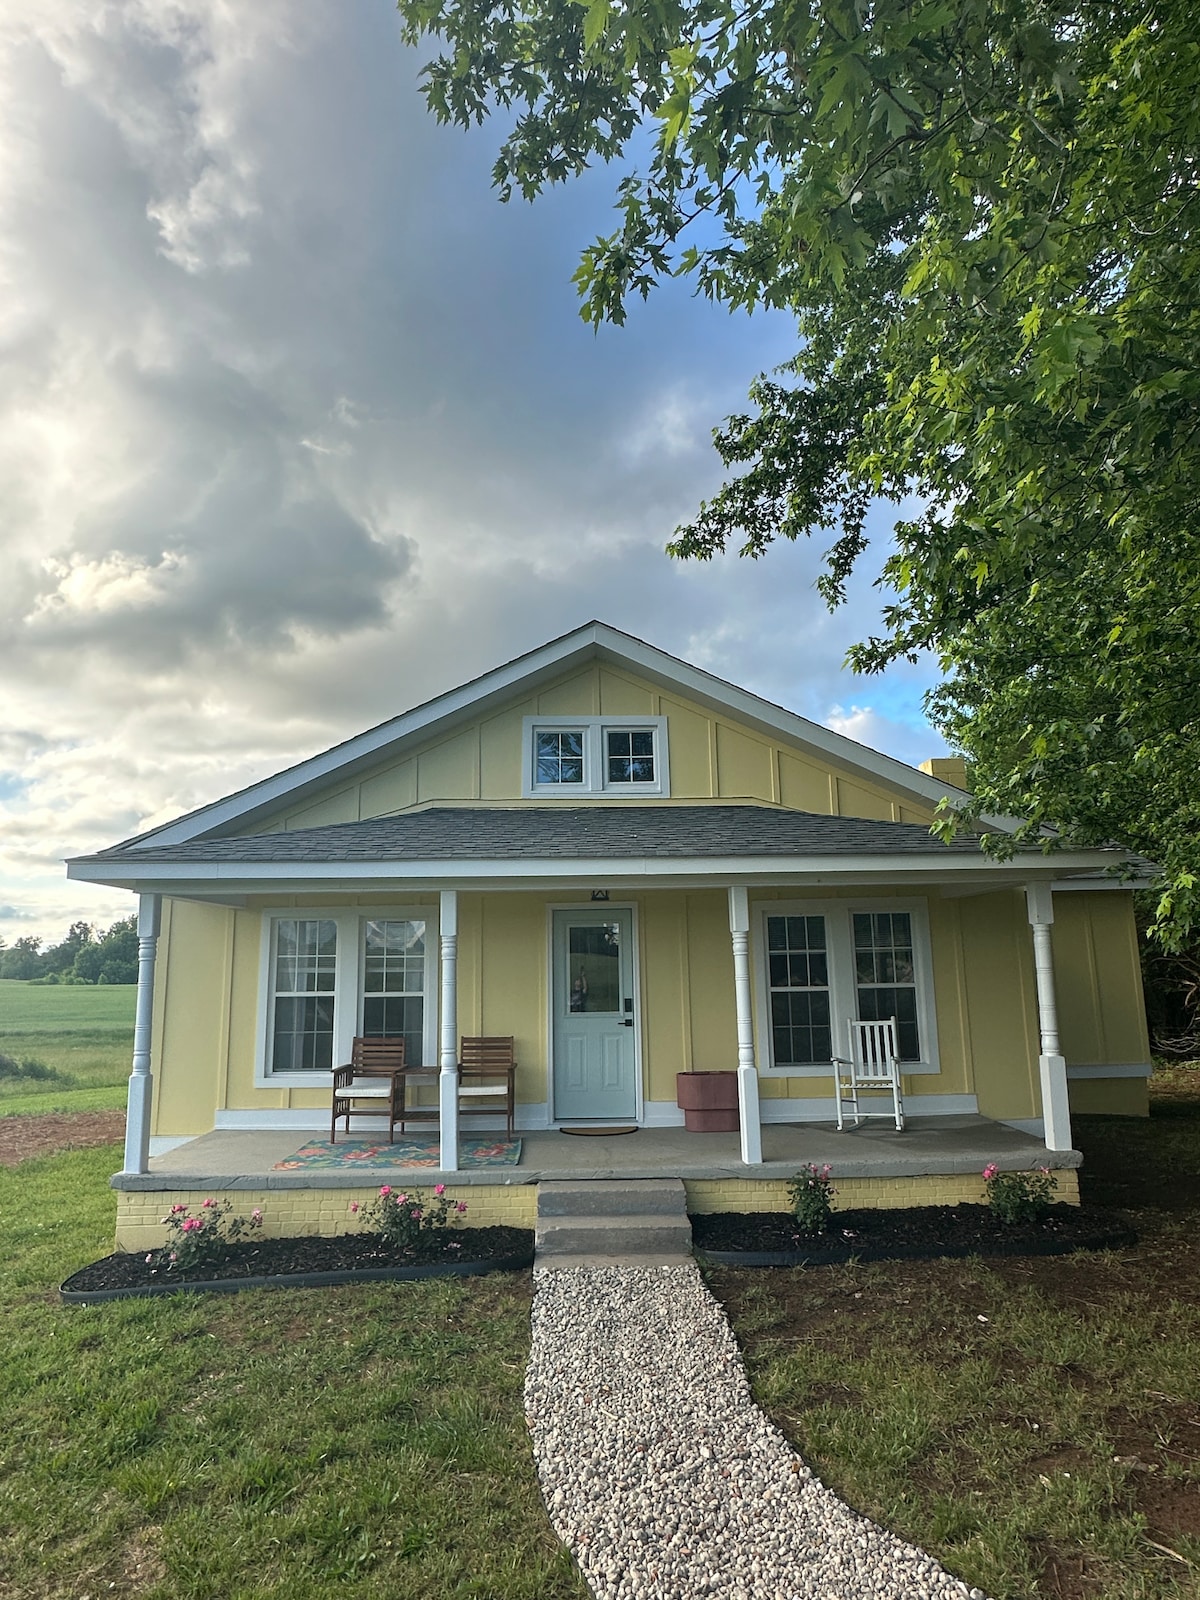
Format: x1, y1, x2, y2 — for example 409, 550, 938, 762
728, 886, 763, 1166
123, 894, 162, 1175
438, 889, 460, 1173
1025, 882, 1072, 1152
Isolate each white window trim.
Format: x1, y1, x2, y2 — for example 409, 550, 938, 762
751, 897, 941, 1078
255, 905, 439, 1088
521, 715, 670, 799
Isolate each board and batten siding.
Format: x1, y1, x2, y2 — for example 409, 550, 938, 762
240, 662, 939, 835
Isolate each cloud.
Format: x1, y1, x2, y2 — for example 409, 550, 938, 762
0, 1, 947, 946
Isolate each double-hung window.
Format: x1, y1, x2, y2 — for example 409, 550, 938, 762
756, 899, 937, 1075
259, 909, 436, 1084
523, 716, 669, 797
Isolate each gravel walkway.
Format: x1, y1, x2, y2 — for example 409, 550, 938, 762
525, 1262, 989, 1600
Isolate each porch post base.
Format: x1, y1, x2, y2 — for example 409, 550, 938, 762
737, 1065, 762, 1165
1039, 1053, 1072, 1151
123, 1072, 153, 1175
439, 1071, 460, 1173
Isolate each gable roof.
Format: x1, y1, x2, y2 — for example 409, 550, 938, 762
110, 621, 986, 854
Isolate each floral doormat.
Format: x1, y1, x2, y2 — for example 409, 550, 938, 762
274, 1137, 522, 1171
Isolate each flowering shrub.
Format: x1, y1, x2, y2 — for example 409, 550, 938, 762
349, 1183, 468, 1253
788, 1164, 837, 1234
156, 1198, 263, 1273
982, 1163, 1058, 1224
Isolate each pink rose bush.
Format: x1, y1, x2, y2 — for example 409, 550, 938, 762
156, 1196, 264, 1274
348, 1183, 467, 1253
788, 1163, 837, 1234
982, 1162, 1058, 1224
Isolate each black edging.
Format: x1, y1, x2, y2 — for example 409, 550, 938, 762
60, 1252, 534, 1305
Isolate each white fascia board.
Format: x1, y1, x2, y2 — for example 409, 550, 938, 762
67, 847, 1126, 895
113, 619, 994, 854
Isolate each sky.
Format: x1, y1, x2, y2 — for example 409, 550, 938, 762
0, 0, 947, 948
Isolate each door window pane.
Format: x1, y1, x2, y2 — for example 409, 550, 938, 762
567, 922, 621, 1013
852, 912, 920, 1060
362, 919, 426, 1066
766, 915, 831, 1064
271, 918, 337, 1071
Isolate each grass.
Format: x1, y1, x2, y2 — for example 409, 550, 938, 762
0, 1143, 587, 1599
0, 979, 134, 1108
707, 1066, 1200, 1600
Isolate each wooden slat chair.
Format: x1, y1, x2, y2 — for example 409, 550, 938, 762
457, 1036, 517, 1139
330, 1036, 406, 1143
832, 1018, 904, 1132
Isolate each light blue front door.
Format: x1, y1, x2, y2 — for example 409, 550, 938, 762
552, 909, 637, 1121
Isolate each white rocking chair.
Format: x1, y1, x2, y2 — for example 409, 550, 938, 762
833, 1018, 904, 1132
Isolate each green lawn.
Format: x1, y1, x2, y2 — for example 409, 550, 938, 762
708, 1066, 1200, 1600
0, 1143, 586, 1600
0, 979, 134, 1107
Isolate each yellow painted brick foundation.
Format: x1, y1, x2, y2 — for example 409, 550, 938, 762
115, 1183, 537, 1252
684, 1168, 1080, 1214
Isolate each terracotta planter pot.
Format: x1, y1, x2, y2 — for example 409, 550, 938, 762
676, 1071, 740, 1132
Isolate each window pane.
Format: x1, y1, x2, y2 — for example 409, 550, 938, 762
536, 729, 586, 785
272, 995, 335, 1073
606, 728, 655, 784
270, 920, 337, 1072
852, 912, 919, 1061
361, 919, 426, 1065
765, 914, 830, 1065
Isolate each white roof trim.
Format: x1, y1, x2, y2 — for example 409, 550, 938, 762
117, 620, 997, 852
68, 849, 1126, 894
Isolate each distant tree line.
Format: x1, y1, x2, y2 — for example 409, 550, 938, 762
0, 918, 138, 984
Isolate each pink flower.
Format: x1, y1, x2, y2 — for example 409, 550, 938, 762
379, 1185, 392, 1198
349, 1201, 360, 1214
397, 1194, 408, 1205
456, 1201, 468, 1214
181, 1216, 201, 1233
202, 1197, 216, 1209
434, 1184, 446, 1196
982, 1163, 999, 1181
1038, 1166, 1051, 1176
251, 1208, 263, 1222
413, 1209, 423, 1221
145, 1254, 153, 1264
169, 1252, 178, 1262
170, 1203, 187, 1214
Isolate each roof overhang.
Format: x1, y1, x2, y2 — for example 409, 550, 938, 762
67, 848, 1133, 902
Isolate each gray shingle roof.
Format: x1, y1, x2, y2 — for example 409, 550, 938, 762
79, 805, 981, 865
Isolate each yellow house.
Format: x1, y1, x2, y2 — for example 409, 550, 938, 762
67, 622, 1150, 1246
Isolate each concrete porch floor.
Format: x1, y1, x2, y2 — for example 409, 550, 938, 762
114, 1115, 1079, 1192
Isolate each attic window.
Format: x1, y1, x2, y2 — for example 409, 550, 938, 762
523, 717, 669, 798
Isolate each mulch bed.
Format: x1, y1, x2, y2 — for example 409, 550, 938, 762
63, 1225, 535, 1296
692, 1202, 1135, 1264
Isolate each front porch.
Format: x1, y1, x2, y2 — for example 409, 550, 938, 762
109, 1115, 1081, 1250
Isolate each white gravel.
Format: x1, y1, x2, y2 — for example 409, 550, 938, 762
525, 1262, 990, 1600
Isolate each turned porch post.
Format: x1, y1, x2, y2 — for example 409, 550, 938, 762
1025, 882, 1072, 1152
728, 886, 763, 1165
438, 889, 460, 1173
123, 894, 162, 1176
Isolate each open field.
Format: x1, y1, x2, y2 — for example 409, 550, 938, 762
707, 1064, 1200, 1600
0, 979, 133, 1108
0, 1142, 586, 1600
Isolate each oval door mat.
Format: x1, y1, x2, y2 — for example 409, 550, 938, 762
559, 1125, 638, 1137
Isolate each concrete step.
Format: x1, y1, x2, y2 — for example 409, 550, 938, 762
537, 1178, 687, 1218
534, 1213, 693, 1258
